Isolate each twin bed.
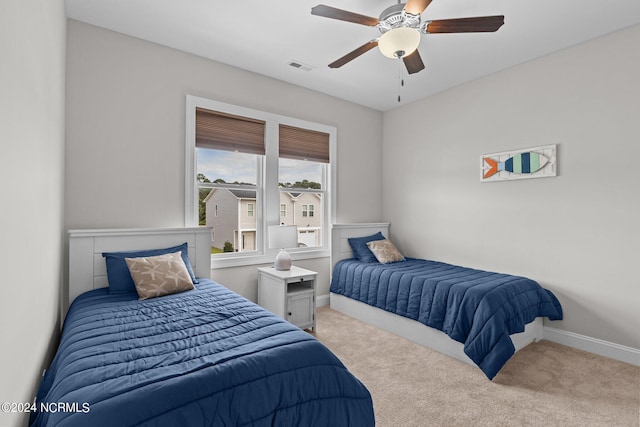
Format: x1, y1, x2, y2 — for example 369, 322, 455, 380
330, 223, 562, 380
33, 223, 562, 426
31, 228, 374, 427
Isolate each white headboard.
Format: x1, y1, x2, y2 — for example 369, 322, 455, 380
67, 227, 212, 310
331, 223, 390, 270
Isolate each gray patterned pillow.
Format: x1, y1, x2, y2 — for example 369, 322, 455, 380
125, 251, 194, 300
366, 239, 406, 264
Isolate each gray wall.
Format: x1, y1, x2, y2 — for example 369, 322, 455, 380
0, 1, 67, 426
65, 20, 384, 300
382, 25, 640, 348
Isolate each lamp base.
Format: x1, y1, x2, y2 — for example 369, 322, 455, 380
274, 249, 292, 271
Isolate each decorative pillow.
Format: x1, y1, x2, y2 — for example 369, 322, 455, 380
125, 252, 194, 300
348, 232, 385, 263
103, 242, 197, 294
366, 239, 406, 264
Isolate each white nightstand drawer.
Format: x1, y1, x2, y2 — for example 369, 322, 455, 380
285, 274, 316, 284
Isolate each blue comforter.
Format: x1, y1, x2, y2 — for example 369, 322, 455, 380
331, 258, 562, 379
31, 280, 374, 426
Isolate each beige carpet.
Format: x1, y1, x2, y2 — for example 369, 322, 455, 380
313, 307, 640, 427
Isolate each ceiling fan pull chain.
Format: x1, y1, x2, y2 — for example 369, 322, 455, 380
397, 61, 405, 103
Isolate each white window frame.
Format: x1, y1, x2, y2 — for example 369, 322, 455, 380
185, 95, 336, 269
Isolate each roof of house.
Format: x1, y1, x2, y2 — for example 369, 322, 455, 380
204, 189, 319, 203
228, 189, 256, 199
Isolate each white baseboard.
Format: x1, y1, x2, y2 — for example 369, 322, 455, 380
316, 294, 330, 307
543, 326, 640, 367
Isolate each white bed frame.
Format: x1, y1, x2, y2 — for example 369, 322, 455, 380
330, 223, 542, 368
67, 227, 212, 312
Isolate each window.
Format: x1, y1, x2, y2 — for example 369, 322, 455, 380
302, 205, 315, 217
190, 105, 263, 255
186, 96, 335, 267
278, 123, 328, 248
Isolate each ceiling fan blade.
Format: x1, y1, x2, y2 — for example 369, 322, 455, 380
328, 41, 379, 68
311, 4, 379, 26
404, 0, 434, 15
425, 15, 505, 33
403, 50, 425, 74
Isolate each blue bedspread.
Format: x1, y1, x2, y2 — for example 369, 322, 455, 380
331, 258, 562, 379
31, 280, 374, 426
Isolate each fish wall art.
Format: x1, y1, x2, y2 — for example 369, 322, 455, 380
481, 145, 556, 182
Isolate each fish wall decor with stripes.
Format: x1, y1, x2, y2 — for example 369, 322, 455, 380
480, 145, 556, 182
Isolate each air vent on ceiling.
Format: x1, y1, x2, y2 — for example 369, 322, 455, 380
288, 61, 313, 72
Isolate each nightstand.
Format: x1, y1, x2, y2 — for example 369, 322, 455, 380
257, 266, 317, 332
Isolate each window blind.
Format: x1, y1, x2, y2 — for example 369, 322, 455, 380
279, 124, 330, 163
196, 107, 265, 155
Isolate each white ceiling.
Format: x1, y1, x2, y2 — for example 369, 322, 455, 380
65, 0, 640, 112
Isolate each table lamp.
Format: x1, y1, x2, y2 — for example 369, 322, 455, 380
268, 225, 298, 271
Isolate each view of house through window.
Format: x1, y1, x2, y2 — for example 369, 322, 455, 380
197, 150, 261, 254
279, 158, 324, 248
192, 102, 331, 257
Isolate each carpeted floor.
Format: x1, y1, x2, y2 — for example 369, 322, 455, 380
313, 307, 640, 427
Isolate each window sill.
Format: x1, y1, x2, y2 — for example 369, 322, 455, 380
210, 248, 330, 269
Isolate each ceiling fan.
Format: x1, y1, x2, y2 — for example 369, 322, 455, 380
311, 0, 504, 74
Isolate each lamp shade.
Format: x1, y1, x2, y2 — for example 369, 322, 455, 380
268, 225, 298, 249
269, 225, 298, 271
378, 27, 421, 59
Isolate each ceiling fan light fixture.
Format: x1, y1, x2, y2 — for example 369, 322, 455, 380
378, 27, 421, 59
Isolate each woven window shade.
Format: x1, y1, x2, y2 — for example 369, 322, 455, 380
196, 107, 265, 155
279, 124, 330, 163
